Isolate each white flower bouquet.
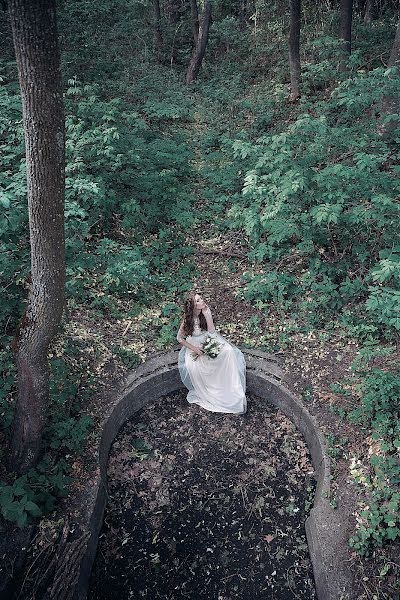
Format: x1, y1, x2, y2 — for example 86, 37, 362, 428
191, 334, 224, 361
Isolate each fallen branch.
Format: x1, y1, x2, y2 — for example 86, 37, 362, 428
122, 320, 132, 337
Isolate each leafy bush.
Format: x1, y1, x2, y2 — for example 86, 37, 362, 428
111, 345, 141, 368
0, 343, 16, 433
0, 456, 72, 528
366, 248, 400, 331
348, 369, 400, 447
0, 345, 94, 528
64, 78, 194, 235
336, 369, 400, 555
349, 453, 400, 555
241, 270, 298, 310
0, 71, 30, 333
143, 94, 193, 121
230, 65, 400, 333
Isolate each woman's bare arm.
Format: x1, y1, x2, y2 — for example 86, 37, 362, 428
177, 320, 203, 354
202, 306, 216, 333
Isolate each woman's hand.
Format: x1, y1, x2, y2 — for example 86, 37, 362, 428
202, 304, 212, 316
193, 346, 204, 356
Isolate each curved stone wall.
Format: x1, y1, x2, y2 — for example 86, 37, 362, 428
71, 349, 355, 600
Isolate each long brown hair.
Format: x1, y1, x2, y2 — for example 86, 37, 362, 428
182, 291, 207, 336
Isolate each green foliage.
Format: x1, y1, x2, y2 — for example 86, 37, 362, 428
0, 344, 94, 528
143, 94, 193, 121
0, 342, 16, 433
207, 16, 251, 66
349, 369, 400, 446
338, 309, 381, 343
64, 78, 194, 235
156, 318, 181, 349
349, 343, 395, 372
334, 369, 400, 555
130, 438, 153, 459
349, 453, 400, 555
0, 69, 197, 322
43, 353, 94, 452
230, 65, 400, 334
241, 270, 298, 310
366, 248, 400, 330
44, 414, 93, 453
0, 456, 72, 528
0, 70, 30, 332
301, 36, 343, 93
62, 79, 196, 308
111, 345, 141, 369
68, 239, 150, 301
366, 287, 400, 332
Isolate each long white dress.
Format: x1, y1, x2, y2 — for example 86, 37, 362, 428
177, 317, 247, 414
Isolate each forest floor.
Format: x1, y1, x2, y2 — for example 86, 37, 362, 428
61, 234, 400, 600
15, 93, 399, 600
62, 103, 400, 599
88, 390, 317, 600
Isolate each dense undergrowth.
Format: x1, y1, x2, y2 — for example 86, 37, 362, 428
0, 1, 399, 587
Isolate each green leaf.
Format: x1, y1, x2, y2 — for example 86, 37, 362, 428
24, 500, 42, 517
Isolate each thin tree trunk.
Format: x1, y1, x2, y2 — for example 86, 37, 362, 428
380, 21, 400, 133
364, 0, 376, 23
388, 20, 400, 68
153, 0, 163, 61
338, 0, 353, 72
8, 0, 65, 474
239, 0, 247, 31
190, 0, 199, 45
186, 1, 212, 84
165, 0, 179, 24
288, 0, 301, 100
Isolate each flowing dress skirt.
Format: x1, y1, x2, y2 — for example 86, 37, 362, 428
178, 331, 247, 414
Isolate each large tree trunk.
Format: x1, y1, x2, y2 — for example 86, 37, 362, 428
186, 1, 212, 84
380, 21, 400, 133
288, 0, 301, 100
338, 0, 353, 72
364, 0, 376, 23
153, 0, 163, 61
190, 0, 199, 45
8, 0, 65, 474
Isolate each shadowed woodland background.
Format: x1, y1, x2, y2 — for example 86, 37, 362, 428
0, 0, 399, 598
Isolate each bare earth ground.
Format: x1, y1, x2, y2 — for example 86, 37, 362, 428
88, 390, 317, 600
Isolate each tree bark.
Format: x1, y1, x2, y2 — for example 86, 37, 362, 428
239, 0, 247, 30
288, 0, 301, 100
388, 20, 400, 68
8, 0, 65, 474
364, 0, 376, 23
190, 0, 199, 45
338, 0, 353, 72
165, 0, 179, 24
380, 21, 400, 133
153, 0, 163, 61
186, 1, 212, 84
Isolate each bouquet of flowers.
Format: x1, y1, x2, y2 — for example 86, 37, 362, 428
191, 334, 224, 361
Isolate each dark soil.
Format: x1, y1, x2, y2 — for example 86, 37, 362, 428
88, 390, 317, 600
